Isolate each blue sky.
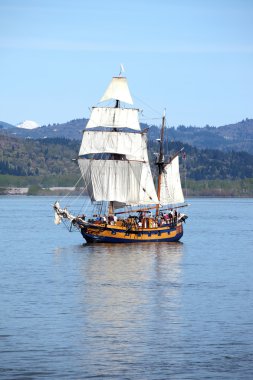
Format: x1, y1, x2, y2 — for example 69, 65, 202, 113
1, 0, 253, 127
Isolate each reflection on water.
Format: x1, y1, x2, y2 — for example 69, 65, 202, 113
81, 242, 183, 318
52, 242, 185, 376
77, 243, 184, 376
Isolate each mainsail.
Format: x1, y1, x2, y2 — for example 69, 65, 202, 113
79, 159, 143, 204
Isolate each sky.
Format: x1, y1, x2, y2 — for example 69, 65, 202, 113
0, 0, 253, 127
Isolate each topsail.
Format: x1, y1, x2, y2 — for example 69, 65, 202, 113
79, 131, 145, 160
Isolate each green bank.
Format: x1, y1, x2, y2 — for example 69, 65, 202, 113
0, 174, 252, 197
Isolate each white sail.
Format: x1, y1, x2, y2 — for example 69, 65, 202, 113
100, 77, 133, 105
79, 159, 144, 205
159, 155, 184, 205
136, 142, 159, 205
79, 131, 146, 161
78, 72, 162, 208
138, 162, 159, 205
85, 107, 140, 130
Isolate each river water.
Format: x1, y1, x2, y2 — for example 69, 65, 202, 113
0, 196, 253, 379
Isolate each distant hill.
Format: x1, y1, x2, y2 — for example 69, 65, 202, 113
163, 118, 253, 153
1, 118, 253, 154
0, 121, 15, 129
0, 118, 86, 140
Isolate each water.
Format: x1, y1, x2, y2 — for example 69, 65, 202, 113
0, 196, 253, 379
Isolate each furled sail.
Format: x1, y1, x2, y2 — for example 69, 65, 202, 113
159, 155, 184, 205
79, 131, 146, 160
100, 77, 133, 104
85, 108, 140, 130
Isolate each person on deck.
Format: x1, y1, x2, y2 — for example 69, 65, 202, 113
108, 215, 113, 225
173, 209, 178, 223
168, 210, 173, 225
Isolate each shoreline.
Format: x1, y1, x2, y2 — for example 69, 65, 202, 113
0, 187, 82, 196
0, 187, 252, 198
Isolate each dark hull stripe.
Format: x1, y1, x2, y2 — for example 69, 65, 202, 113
81, 230, 183, 243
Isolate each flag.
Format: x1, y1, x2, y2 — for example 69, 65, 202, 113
119, 64, 125, 76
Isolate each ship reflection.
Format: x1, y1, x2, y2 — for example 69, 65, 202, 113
78, 243, 184, 368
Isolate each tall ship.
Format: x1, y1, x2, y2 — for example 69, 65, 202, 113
53, 69, 188, 243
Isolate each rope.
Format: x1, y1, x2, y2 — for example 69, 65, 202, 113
184, 157, 188, 199
59, 174, 83, 205
132, 92, 162, 118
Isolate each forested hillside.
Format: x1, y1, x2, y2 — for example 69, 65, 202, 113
0, 136, 79, 177
149, 141, 253, 181
1, 135, 253, 183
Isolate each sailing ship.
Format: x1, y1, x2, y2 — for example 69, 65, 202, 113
53, 70, 188, 243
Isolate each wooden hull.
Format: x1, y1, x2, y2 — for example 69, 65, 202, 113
77, 221, 183, 243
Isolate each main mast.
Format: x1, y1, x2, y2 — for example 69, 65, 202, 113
156, 110, 166, 216
108, 87, 124, 216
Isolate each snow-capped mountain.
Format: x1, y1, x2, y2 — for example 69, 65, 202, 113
16, 120, 40, 129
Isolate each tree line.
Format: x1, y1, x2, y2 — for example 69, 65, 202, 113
0, 134, 253, 181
